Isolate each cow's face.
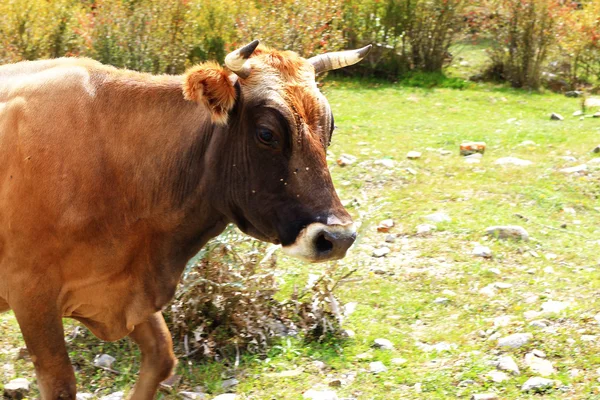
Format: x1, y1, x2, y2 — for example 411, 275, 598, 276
183, 42, 370, 262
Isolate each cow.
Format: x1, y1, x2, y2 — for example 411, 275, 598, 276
0, 40, 370, 399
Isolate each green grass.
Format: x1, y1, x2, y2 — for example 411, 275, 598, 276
2, 78, 600, 399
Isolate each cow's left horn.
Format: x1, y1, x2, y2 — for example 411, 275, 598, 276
309, 44, 372, 74
225, 40, 260, 79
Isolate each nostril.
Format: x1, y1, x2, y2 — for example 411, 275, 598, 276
315, 233, 334, 254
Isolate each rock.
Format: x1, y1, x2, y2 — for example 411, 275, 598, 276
377, 219, 394, 232
458, 379, 477, 387
529, 320, 549, 328
384, 234, 396, 243
4, 378, 30, 399
493, 315, 513, 327
373, 338, 395, 350
487, 370, 509, 383
584, 97, 600, 108
94, 353, 116, 369
519, 140, 536, 146
588, 158, 600, 164
464, 153, 482, 164
442, 289, 456, 296
524, 353, 555, 376
100, 392, 124, 400
391, 358, 407, 365
594, 145, 600, 153
479, 284, 496, 297
369, 361, 388, 374
213, 395, 238, 400
221, 378, 239, 390
460, 142, 486, 156
179, 392, 208, 400
160, 374, 181, 390
581, 335, 597, 341
498, 333, 532, 349
493, 282, 513, 289
488, 268, 501, 275
354, 351, 373, 360
416, 342, 457, 352
440, 149, 452, 156
372, 247, 390, 257
572, 110, 584, 116
433, 297, 450, 304
312, 360, 327, 370
416, 224, 436, 235
565, 91, 583, 98
521, 377, 556, 392
407, 151, 422, 159
343, 302, 357, 317
496, 355, 520, 375
336, 154, 356, 167
594, 111, 600, 118
560, 155, 577, 162
374, 159, 395, 168
471, 393, 498, 400
473, 245, 492, 258
303, 389, 338, 400
494, 157, 533, 166
541, 300, 569, 313
560, 164, 587, 174
425, 212, 451, 223
550, 113, 564, 120
77, 394, 94, 400
485, 225, 529, 241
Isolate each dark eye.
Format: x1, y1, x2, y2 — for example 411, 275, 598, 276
257, 128, 275, 146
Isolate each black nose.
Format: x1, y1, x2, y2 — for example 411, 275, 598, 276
313, 227, 357, 260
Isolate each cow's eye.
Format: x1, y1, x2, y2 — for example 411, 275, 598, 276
257, 128, 275, 145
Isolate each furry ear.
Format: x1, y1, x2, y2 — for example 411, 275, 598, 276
183, 62, 236, 125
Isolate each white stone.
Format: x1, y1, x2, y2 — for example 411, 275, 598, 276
532, 349, 546, 358
374, 159, 395, 168
588, 158, 600, 164
521, 377, 556, 392
529, 320, 548, 328
471, 393, 498, 400
493, 315, 513, 327
372, 247, 390, 257
489, 268, 501, 275
343, 302, 358, 317
494, 282, 513, 289
416, 224, 436, 235
494, 157, 533, 166
524, 353, 555, 376
416, 342, 457, 352
4, 378, 30, 398
336, 154, 357, 166
519, 140, 536, 146
100, 392, 124, 400
473, 245, 492, 258
479, 284, 496, 297
581, 335, 597, 342
487, 370, 510, 383
391, 358, 407, 365
496, 355, 520, 375
425, 212, 451, 223
433, 297, 450, 304
369, 361, 388, 374
77, 394, 94, 400
498, 333, 532, 349
407, 151, 422, 159
373, 338, 394, 350
303, 389, 338, 400
541, 300, 569, 314
560, 164, 588, 173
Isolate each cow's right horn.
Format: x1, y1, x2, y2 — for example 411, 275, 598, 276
309, 44, 372, 74
225, 40, 260, 79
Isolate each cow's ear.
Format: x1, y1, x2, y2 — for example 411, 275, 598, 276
183, 62, 236, 125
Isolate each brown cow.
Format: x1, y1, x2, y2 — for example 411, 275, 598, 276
0, 40, 370, 399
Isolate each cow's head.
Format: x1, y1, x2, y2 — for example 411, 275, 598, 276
183, 41, 370, 262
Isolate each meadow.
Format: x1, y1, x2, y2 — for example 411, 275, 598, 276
1, 62, 600, 399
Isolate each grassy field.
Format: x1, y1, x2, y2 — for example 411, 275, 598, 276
1, 77, 600, 400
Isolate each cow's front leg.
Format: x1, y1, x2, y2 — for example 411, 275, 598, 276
128, 311, 176, 400
12, 301, 76, 399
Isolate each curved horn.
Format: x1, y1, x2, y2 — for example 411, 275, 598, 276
225, 40, 260, 79
309, 44, 372, 74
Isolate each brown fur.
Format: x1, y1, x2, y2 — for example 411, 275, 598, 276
183, 61, 236, 124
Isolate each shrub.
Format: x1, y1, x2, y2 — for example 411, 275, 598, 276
482, 0, 565, 89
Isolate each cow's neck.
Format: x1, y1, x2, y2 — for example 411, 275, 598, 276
97, 73, 229, 266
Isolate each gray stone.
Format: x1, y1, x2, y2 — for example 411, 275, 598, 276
221, 378, 239, 390
373, 338, 395, 350
425, 212, 451, 223
369, 361, 388, 374
496, 355, 520, 375
565, 91, 583, 98
94, 354, 116, 369
471, 393, 499, 400
521, 377, 556, 392
550, 113, 564, 120
303, 390, 339, 400
485, 225, 529, 241
498, 333, 532, 349
529, 320, 549, 328
494, 157, 533, 166
384, 234, 396, 243
4, 378, 30, 399
179, 392, 208, 400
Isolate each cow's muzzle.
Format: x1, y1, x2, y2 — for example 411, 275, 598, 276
282, 222, 356, 262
